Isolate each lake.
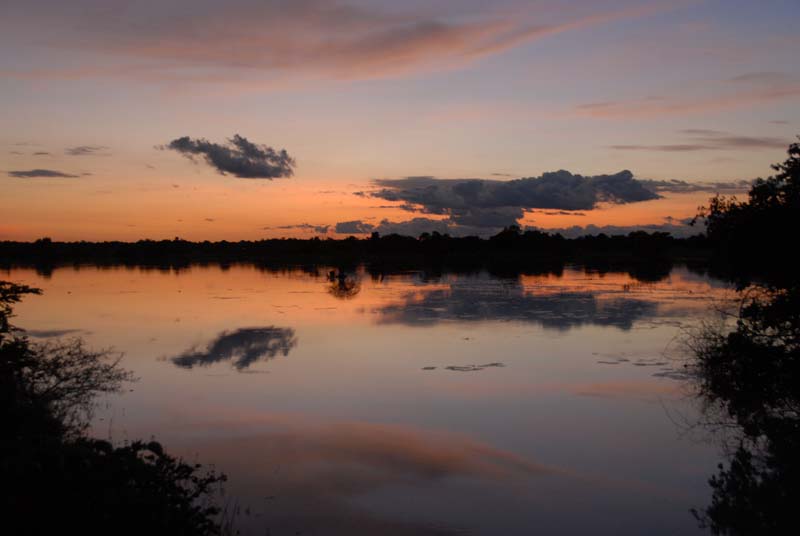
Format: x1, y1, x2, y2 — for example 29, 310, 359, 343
5, 264, 734, 535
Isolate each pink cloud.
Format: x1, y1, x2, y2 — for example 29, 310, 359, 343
2, 1, 674, 85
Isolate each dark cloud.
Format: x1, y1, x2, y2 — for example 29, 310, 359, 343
335, 220, 375, 234
611, 144, 715, 152
9, 151, 24, 155
531, 210, 586, 216
8, 168, 79, 178
171, 327, 297, 371
360, 170, 659, 234
342, 168, 748, 238
610, 129, 789, 152
24, 328, 83, 338
639, 178, 752, 194
162, 134, 295, 179
769, 120, 790, 125
273, 223, 330, 234
65, 145, 110, 156
377, 218, 453, 235
33, 151, 51, 156
369, 170, 658, 214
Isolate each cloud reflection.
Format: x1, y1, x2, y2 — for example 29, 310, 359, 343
374, 276, 657, 330
171, 326, 297, 370
194, 417, 552, 535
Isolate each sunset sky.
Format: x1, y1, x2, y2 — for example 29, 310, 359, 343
1, 0, 798, 240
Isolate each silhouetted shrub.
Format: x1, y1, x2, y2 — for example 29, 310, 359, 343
0, 281, 227, 535
689, 284, 800, 534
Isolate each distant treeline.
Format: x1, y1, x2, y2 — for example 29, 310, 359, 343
0, 230, 712, 278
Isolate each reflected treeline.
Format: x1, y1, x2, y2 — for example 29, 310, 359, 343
375, 276, 658, 331
0, 231, 708, 280
688, 285, 800, 534
172, 327, 297, 370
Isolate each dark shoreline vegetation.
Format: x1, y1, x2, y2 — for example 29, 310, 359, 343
1, 232, 711, 283
1, 142, 798, 534
0, 281, 229, 535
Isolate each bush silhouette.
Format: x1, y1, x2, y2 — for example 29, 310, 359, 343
0, 281, 227, 535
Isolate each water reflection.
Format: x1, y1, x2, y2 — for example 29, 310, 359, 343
171, 327, 297, 370
423, 362, 506, 372
194, 417, 553, 535
327, 270, 362, 299
374, 276, 658, 330
5, 263, 732, 535
688, 285, 800, 533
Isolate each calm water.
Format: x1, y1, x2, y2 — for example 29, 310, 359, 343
6, 264, 734, 535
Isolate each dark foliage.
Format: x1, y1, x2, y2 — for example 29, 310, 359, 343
695, 139, 800, 286
684, 139, 800, 533
0, 282, 227, 535
0, 229, 709, 286
689, 285, 800, 534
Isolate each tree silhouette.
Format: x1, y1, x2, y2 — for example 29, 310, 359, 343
695, 138, 800, 284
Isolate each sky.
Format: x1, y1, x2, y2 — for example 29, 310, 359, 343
1, 0, 798, 240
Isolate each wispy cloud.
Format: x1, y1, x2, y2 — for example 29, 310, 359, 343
610, 129, 790, 152
2, 1, 669, 85
728, 71, 794, 84
576, 73, 800, 118
639, 178, 751, 193
270, 223, 329, 234
65, 145, 110, 156
8, 168, 79, 178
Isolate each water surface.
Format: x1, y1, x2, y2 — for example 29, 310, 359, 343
6, 264, 733, 535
